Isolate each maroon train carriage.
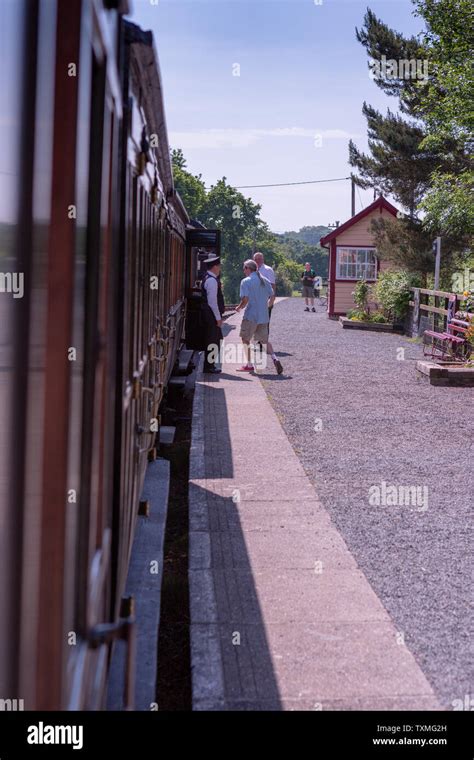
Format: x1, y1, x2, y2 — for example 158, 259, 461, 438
0, 0, 218, 710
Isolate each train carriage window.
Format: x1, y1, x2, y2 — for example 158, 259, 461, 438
0, 0, 30, 698
141, 187, 146, 361
174, 238, 178, 304
63, 0, 93, 664
75, 51, 110, 635
137, 185, 144, 366
151, 208, 156, 338
150, 204, 154, 342
21, 0, 58, 702
143, 199, 148, 352
129, 174, 138, 377
141, 186, 147, 359
151, 207, 158, 334
158, 220, 163, 321
141, 196, 146, 362
74, 43, 121, 699
166, 226, 171, 312
133, 180, 140, 374
176, 237, 180, 303
161, 221, 166, 322
145, 195, 151, 354
130, 182, 137, 373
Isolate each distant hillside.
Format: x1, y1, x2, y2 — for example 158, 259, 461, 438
282, 225, 331, 246
274, 225, 330, 278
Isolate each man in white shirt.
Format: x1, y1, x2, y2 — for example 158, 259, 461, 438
253, 251, 276, 354
201, 255, 224, 373
253, 252, 276, 321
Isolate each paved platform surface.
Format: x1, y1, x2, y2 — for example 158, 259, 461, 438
188, 304, 441, 711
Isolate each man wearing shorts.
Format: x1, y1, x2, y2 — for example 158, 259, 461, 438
235, 259, 283, 374
301, 262, 316, 312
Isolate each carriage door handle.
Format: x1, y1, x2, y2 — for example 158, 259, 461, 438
88, 598, 136, 710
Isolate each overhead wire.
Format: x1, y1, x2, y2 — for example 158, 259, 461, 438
233, 177, 351, 189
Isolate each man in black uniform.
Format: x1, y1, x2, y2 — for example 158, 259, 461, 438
201, 254, 225, 373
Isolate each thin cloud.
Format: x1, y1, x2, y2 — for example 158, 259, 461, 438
169, 127, 360, 149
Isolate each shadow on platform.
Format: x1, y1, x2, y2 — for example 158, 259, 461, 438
190, 371, 282, 709
189, 482, 282, 710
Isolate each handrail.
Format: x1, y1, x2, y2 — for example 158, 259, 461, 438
408, 302, 450, 316
409, 287, 472, 337
410, 287, 465, 299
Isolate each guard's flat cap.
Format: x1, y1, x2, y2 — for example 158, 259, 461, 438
204, 255, 221, 266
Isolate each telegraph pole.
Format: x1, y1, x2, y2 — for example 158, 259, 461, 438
351, 177, 356, 217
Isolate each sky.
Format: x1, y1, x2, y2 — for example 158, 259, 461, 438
129, 0, 426, 232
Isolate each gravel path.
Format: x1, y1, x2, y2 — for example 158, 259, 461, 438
260, 297, 473, 709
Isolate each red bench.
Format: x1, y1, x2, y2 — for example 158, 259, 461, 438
423, 296, 472, 362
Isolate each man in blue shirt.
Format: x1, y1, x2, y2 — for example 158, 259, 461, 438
235, 259, 283, 374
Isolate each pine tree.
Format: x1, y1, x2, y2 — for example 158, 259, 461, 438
349, 10, 443, 218
350, 4, 471, 268
354, 8, 426, 109
349, 105, 439, 218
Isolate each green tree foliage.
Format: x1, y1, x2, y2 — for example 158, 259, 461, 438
414, 0, 473, 144
350, 10, 445, 218
171, 149, 329, 300
371, 214, 465, 288
171, 149, 207, 219
355, 8, 426, 106
276, 226, 330, 278
370, 216, 435, 277
351, 2, 472, 273
414, 0, 474, 237
349, 105, 440, 217
374, 270, 422, 321
200, 178, 264, 301
283, 225, 330, 246
274, 257, 302, 296
352, 279, 371, 316
420, 171, 474, 237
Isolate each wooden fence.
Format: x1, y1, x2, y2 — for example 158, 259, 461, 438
409, 288, 465, 337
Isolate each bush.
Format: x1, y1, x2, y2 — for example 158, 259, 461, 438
274, 258, 301, 295
374, 270, 421, 322
461, 290, 474, 314
352, 279, 371, 315
347, 309, 387, 323
275, 269, 293, 296
347, 309, 368, 321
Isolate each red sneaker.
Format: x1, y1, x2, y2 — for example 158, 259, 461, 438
236, 364, 254, 372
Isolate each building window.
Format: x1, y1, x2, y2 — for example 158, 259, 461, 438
336, 247, 377, 280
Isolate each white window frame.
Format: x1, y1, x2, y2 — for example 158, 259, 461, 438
336, 246, 378, 281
